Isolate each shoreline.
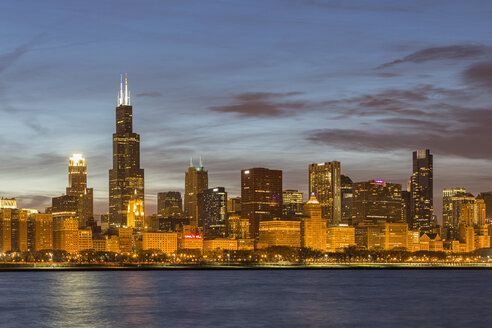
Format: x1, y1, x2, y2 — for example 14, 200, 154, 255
0, 263, 491, 271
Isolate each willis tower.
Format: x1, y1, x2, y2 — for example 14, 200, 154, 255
109, 75, 144, 226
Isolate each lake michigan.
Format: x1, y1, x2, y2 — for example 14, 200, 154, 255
0, 270, 490, 327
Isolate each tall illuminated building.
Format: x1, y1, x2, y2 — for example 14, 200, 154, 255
282, 190, 303, 217
410, 149, 433, 232
51, 154, 94, 227
109, 76, 144, 227
197, 187, 227, 238
448, 192, 475, 240
308, 161, 341, 225
184, 157, 208, 227
28, 213, 53, 251
127, 198, 145, 230
340, 175, 353, 225
442, 188, 466, 229
351, 180, 402, 225
241, 167, 283, 238
476, 191, 492, 221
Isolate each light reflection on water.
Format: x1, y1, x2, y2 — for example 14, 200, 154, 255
0, 270, 490, 328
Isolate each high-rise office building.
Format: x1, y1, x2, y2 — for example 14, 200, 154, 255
0, 209, 28, 252
401, 190, 411, 225
28, 213, 53, 251
241, 167, 283, 238
51, 154, 94, 227
308, 161, 341, 225
53, 215, 79, 253
227, 197, 241, 214
127, 198, 145, 230
157, 192, 182, 214
0, 198, 17, 209
282, 190, 303, 217
340, 175, 353, 225
442, 188, 467, 229
448, 192, 475, 240
109, 76, 144, 227
476, 191, 492, 221
410, 149, 433, 232
197, 187, 227, 238
184, 157, 208, 227
351, 180, 402, 225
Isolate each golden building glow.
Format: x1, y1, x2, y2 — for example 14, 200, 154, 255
258, 219, 301, 248
326, 225, 355, 252
53, 216, 79, 253
127, 198, 144, 229
142, 232, 178, 255
301, 194, 327, 252
203, 238, 238, 255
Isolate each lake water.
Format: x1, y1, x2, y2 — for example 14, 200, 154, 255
0, 270, 490, 327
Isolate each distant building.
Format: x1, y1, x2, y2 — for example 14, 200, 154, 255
351, 180, 402, 225
308, 162, 341, 225
157, 191, 182, 214
78, 229, 93, 251
326, 225, 355, 252
0, 198, 17, 209
52, 154, 94, 228
203, 238, 238, 255
241, 168, 282, 238
447, 192, 475, 240
258, 219, 300, 248
127, 198, 145, 230
227, 197, 241, 214
301, 194, 327, 252
355, 222, 408, 251
184, 158, 208, 227
283, 190, 303, 217
28, 213, 53, 251
227, 215, 250, 239
410, 149, 433, 233
142, 232, 178, 255
118, 227, 133, 253
476, 191, 492, 222
442, 188, 467, 230
0, 209, 29, 252
53, 215, 79, 253
340, 175, 353, 225
109, 76, 145, 227
198, 187, 227, 238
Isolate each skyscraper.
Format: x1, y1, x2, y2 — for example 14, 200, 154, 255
410, 149, 433, 232
282, 189, 304, 217
51, 154, 93, 227
109, 76, 144, 227
351, 180, 402, 225
184, 157, 208, 227
308, 161, 341, 225
197, 187, 227, 238
340, 174, 353, 225
442, 187, 466, 230
241, 167, 282, 238
301, 194, 327, 252
157, 192, 182, 214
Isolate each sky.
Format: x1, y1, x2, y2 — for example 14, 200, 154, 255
1, 0, 492, 221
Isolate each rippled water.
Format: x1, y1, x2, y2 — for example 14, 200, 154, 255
0, 270, 490, 327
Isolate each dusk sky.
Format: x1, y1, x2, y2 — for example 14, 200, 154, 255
2, 1, 492, 220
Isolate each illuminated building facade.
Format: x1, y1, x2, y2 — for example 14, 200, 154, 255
203, 238, 238, 255
28, 213, 53, 251
326, 225, 355, 252
476, 191, 492, 222
0, 198, 17, 209
178, 232, 203, 252
282, 190, 303, 217
308, 161, 341, 225
351, 180, 402, 225
51, 154, 94, 227
355, 222, 408, 250
157, 191, 182, 214
109, 76, 145, 227
78, 229, 93, 251
258, 219, 300, 248
227, 197, 241, 214
127, 198, 145, 230
197, 187, 227, 238
340, 175, 353, 225
184, 158, 208, 227
227, 215, 250, 239
142, 232, 178, 255
442, 187, 467, 230
0, 209, 29, 252
301, 194, 327, 252
53, 216, 79, 253
410, 149, 433, 232
0, 209, 12, 252
241, 167, 283, 238
448, 192, 475, 240
118, 227, 133, 253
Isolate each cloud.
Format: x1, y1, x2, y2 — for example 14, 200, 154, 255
136, 91, 163, 97
0, 39, 38, 75
378, 44, 490, 69
209, 91, 308, 117
462, 61, 492, 89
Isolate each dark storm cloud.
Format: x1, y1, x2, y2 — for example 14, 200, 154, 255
209, 92, 308, 117
462, 61, 492, 89
378, 44, 490, 69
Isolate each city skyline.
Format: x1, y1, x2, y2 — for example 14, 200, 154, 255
2, 1, 492, 218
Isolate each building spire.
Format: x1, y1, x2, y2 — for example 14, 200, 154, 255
117, 73, 131, 106
199, 155, 203, 168
190, 157, 194, 167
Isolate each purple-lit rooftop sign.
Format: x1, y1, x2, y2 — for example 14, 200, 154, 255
374, 180, 385, 184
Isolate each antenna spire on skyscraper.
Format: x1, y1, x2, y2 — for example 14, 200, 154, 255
199, 156, 203, 168
117, 73, 131, 106
190, 157, 194, 167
